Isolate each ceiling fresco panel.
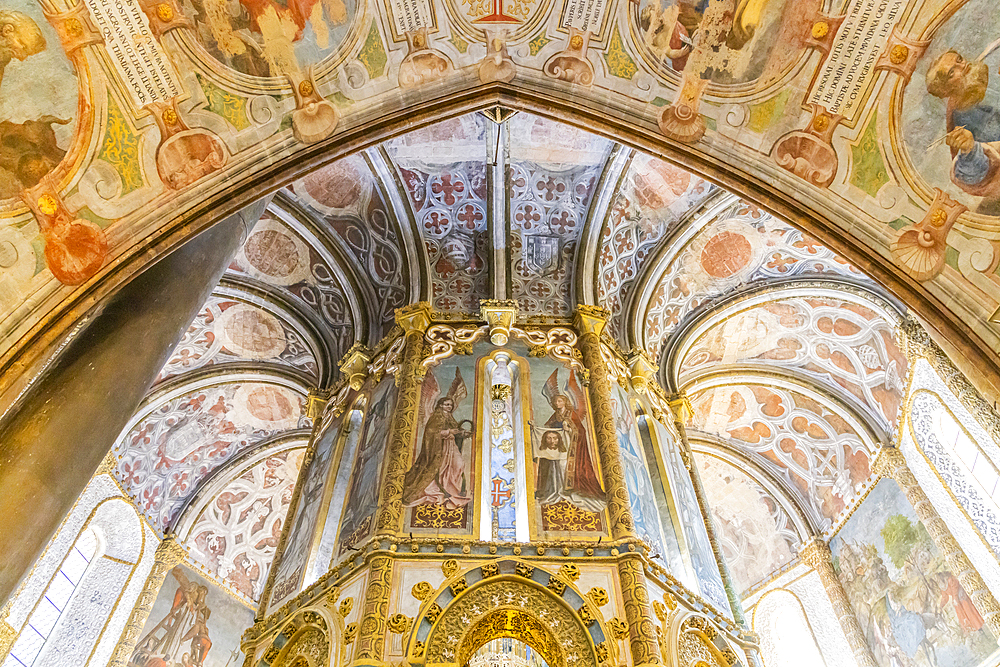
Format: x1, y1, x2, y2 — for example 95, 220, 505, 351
641, 202, 870, 362
113, 381, 306, 533
155, 295, 320, 386
185, 447, 305, 602
678, 295, 906, 431
688, 382, 873, 530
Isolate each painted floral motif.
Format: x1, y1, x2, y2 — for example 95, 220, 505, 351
643, 202, 869, 362
114, 382, 305, 532
598, 155, 715, 340
156, 296, 319, 386
680, 296, 906, 430
186, 448, 305, 601
689, 383, 872, 529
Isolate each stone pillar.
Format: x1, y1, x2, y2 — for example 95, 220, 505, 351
0, 199, 266, 603
376, 302, 432, 536
666, 394, 747, 628
798, 538, 878, 667
572, 305, 635, 540
874, 447, 1000, 637
574, 307, 661, 666
107, 536, 187, 667
354, 554, 394, 666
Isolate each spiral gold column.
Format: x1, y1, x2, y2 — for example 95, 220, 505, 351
874, 447, 1000, 637
107, 536, 187, 667
798, 538, 878, 667
574, 306, 660, 666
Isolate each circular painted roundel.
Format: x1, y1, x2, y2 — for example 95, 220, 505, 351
699, 231, 753, 278
217, 304, 286, 360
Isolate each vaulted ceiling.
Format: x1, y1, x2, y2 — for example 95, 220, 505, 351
103, 111, 907, 602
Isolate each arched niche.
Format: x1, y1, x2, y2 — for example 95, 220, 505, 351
259, 608, 340, 667
659, 610, 742, 667
405, 558, 607, 667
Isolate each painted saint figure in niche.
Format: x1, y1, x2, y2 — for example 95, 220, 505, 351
530, 369, 605, 512
129, 567, 214, 667
926, 48, 1000, 213
402, 367, 473, 508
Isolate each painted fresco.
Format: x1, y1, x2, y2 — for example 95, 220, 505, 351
128, 563, 254, 667
648, 413, 729, 614
634, 408, 686, 576
187, 448, 304, 602
632, 0, 816, 86
266, 413, 342, 608
337, 376, 396, 555
831, 479, 998, 667
114, 382, 305, 533
903, 0, 1000, 216
610, 386, 667, 554
183, 0, 360, 77
401, 353, 479, 535
526, 356, 608, 538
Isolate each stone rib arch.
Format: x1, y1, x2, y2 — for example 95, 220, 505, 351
660, 610, 741, 667
406, 558, 607, 667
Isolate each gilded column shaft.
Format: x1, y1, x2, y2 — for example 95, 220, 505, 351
375, 303, 431, 536
667, 396, 746, 628
618, 555, 662, 666
874, 447, 1000, 637
573, 306, 635, 540
799, 539, 878, 667
107, 536, 186, 667
354, 555, 394, 664
0, 618, 14, 661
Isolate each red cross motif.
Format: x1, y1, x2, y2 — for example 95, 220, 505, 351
491, 477, 512, 507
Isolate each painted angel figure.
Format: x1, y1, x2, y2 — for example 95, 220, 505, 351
402, 367, 473, 508
530, 369, 606, 512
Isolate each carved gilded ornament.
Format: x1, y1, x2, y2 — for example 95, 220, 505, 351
587, 587, 609, 607
559, 563, 581, 581
480, 562, 500, 578
547, 576, 567, 595
338, 343, 371, 390
627, 348, 657, 395
338, 597, 353, 618
388, 613, 412, 634
442, 559, 459, 578
343, 623, 357, 644
0, 618, 14, 661
421, 324, 488, 370
415, 578, 598, 667
481, 299, 519, 345
411, 581, 434, 601
509, 326, 589, 380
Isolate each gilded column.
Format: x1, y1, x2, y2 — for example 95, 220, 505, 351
874, 446, 1000, 637
0, 616, 15, 661
375, 302, 432, 536
798, 538, 878, 667
354, 555, 394, 666
107, 536, 186, 667
666, 394, 746, 628
574, 307, 660, 666
618, 555, 663, 667
573, 305, 635, 540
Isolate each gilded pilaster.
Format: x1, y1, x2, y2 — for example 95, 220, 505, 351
618, 555, 662, 666
354, 555, 394, 666
666, 394, 746, 628
874, 447, 1000, 637
573, 305, 635, 539
0, 617, 15, 661
107, 536, 186, 667
798, 538, 878, 667
376, 302, 432, 536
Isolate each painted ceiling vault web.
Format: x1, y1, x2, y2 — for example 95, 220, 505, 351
98, 111, 910, 608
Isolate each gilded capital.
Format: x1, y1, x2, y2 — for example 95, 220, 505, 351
872, 446, 907, 478
480, 299, 518, 345
627, 348, 656, 394
797, 538, 832, 569
573, 305, 609, 338
666, 393, 692, 423
395, 301, 432, 335
338, 343, 371, 390
306, 387, 331, 422
155, 535, 186, 568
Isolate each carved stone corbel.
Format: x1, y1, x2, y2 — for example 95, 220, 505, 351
481, 299, 518, 345
338, 343, 371, 391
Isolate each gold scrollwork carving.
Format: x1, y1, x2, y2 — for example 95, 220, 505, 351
547, 576, 566, 595
388, 613, 412, 634
480, 562, 500, 578
442, 559, 459, 578
338, 598, 353, 618
514, 562, 535, 578
608, 617, 629, 640
425, 602, 443, 622
559, 563, 580, 582
422, 324, 488, 370
450, 577, 468, 595
510, 326, 588, 379
411, 581, 434, 601
344, 623, 357, 644
587, 587, 609, 607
